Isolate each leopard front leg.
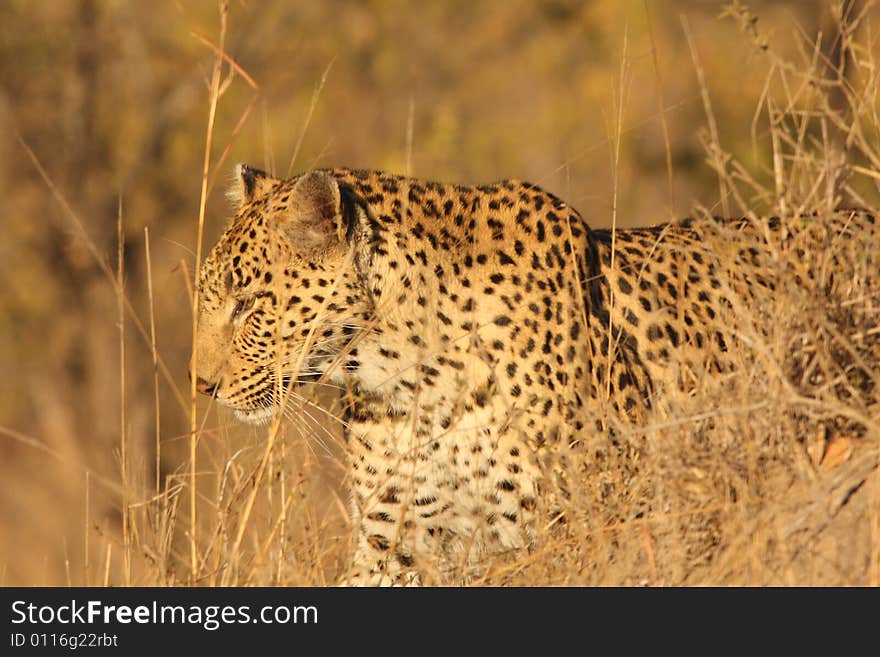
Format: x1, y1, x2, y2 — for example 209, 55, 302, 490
340, 419, 450, 586
338, 409, 542, 585
341, 484, 424, 587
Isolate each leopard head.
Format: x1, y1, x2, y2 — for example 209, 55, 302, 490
193, 164, 369, 423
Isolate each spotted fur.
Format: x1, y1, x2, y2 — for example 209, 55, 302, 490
195, 164, 878, 584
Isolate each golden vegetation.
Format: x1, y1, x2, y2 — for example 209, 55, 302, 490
0, 0, 878, 585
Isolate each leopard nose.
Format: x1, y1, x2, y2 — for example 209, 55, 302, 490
187, 367, 219, 396
196, 377, 217, 396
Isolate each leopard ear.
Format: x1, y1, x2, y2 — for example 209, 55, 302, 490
227, 163, 274, 209
281, 170, 346, 253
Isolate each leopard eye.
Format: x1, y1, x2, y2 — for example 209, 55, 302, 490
231, 296, 255, 320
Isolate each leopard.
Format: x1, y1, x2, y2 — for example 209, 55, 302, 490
194, 163, 880, 585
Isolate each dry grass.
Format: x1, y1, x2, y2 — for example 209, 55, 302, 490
1, 0, 879, 586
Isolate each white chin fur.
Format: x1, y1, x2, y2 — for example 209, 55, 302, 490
233, 407, 277, 425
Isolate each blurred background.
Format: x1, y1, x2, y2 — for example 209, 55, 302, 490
0, 0, 876, 585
